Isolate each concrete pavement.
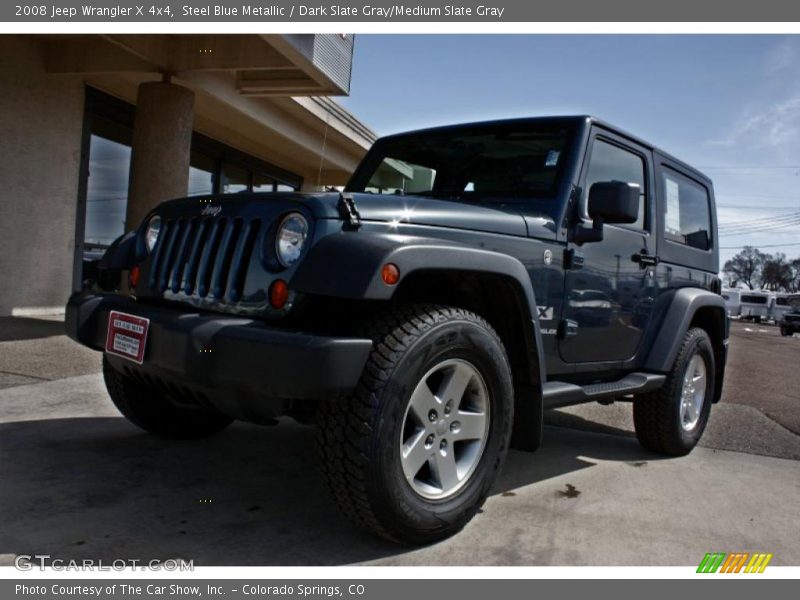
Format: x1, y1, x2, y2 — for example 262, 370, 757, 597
0, 317, 100, 389
1, 373, 798, 566
547, 400, 800, 461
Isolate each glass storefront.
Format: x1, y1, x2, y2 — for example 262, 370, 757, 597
84, 131, 131, 249
77, 87, 303, 286
187, 151, 216, 197
81, 88, 302, 246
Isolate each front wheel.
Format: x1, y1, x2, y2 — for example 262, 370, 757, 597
633, 327, 715, 456
317, 305, 514, 544
780, 327, 792, 337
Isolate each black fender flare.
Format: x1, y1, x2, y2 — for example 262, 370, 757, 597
291, 231, 547, 394
98, 231, 137, 271
644, 287, 728, 400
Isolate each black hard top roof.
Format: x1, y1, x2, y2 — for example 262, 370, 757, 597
379, 115, 710, 184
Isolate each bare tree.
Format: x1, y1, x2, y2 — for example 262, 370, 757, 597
723, 246, 766, 289
760, 253, 793, 291
790, 258, 800, 293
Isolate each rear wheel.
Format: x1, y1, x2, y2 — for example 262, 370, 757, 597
103, 357, 233, 439
633, 328, 715, 456
317, 304, 514, 544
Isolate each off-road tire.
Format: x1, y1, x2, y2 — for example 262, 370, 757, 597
780, 327, 791, 337
317, 304, 514, 544
633, 327, 715, 456
103, 357, 233, 439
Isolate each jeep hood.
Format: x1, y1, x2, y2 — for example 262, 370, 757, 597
153, 191, 556, 240
316, 192, 555, 239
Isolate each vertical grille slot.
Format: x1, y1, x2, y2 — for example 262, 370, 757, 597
169, 218, 196, 293
196, 218, 226, 298
227, 219, 261, 302
157, 219, 185, 292
211, 218, 243, 299
182, 218, 210, 295
149, 219, 181, 290
148, 219, 171, 288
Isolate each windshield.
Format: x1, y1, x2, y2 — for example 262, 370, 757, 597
347, 122, 575, 201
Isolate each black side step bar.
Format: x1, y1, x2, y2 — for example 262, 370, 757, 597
543, 372, 666, 409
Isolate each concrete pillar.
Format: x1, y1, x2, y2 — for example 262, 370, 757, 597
126, 81, 194, 231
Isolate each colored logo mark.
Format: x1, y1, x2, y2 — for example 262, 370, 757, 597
697, 552, 773, 573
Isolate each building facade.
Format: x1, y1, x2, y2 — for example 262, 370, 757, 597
0, 34, 375, 316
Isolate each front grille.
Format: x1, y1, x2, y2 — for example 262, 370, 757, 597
149, 216, 261, 302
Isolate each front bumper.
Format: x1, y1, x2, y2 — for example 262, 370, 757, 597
66, 291, 373, 408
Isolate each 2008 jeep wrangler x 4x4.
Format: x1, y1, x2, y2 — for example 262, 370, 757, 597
67, 116, 729, 544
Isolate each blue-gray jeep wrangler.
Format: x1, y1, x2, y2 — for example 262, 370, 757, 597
67, 116, 729, 543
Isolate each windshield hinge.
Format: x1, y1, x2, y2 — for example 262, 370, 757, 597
337, 192, 361, 230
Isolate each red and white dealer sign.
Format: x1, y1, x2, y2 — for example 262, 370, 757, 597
105, 311, 150, 364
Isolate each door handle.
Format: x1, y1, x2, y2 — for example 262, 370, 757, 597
558, 319, 579, 339
631, 251, 659, 267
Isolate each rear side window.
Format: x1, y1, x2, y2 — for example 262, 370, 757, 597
583, 139, 647, 230
662, 168, 712, 250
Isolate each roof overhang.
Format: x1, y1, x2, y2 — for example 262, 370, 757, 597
44, 34, 354, 96
40, 34, 375, 186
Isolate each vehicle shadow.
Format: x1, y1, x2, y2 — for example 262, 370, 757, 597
0, 416, 661, 566
0, 317, 65, 342
543, 408, 636, 439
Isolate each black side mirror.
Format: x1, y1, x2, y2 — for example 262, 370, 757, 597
588, 181, 640, 224
574, 181, 640, 244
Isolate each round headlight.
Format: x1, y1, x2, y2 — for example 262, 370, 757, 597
275, 213, 309, 268
144, 215, 161, 253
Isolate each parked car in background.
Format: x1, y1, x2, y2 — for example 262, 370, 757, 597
779, 294, 800, 337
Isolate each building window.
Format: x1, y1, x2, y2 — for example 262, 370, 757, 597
253, 173, 276, 192
192, 132, 303, 194
76, 87, 304, 287
84, 122, 132, 249
188, 150, 216, 197
221, 163, 250, 194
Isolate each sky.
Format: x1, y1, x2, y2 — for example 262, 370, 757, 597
338, 35, 800, 267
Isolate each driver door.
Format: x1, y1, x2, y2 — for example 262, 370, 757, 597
558, 131, 658, 364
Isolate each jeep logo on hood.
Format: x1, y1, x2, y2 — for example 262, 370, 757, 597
201, 204, 222, 217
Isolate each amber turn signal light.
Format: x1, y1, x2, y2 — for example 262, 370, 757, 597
128, 265, 141, 289
381, 263, 400, 285
269, 279, 289, 309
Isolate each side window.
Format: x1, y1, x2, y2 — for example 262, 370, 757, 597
583, 139, 647, 230
662, 168, 712, 251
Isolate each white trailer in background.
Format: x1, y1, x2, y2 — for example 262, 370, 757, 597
772, 292, 793, 322
739, 290, 774, 323
721, 288, 742, 318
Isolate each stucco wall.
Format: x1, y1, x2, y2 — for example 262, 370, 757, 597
0, 37, 85, 315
